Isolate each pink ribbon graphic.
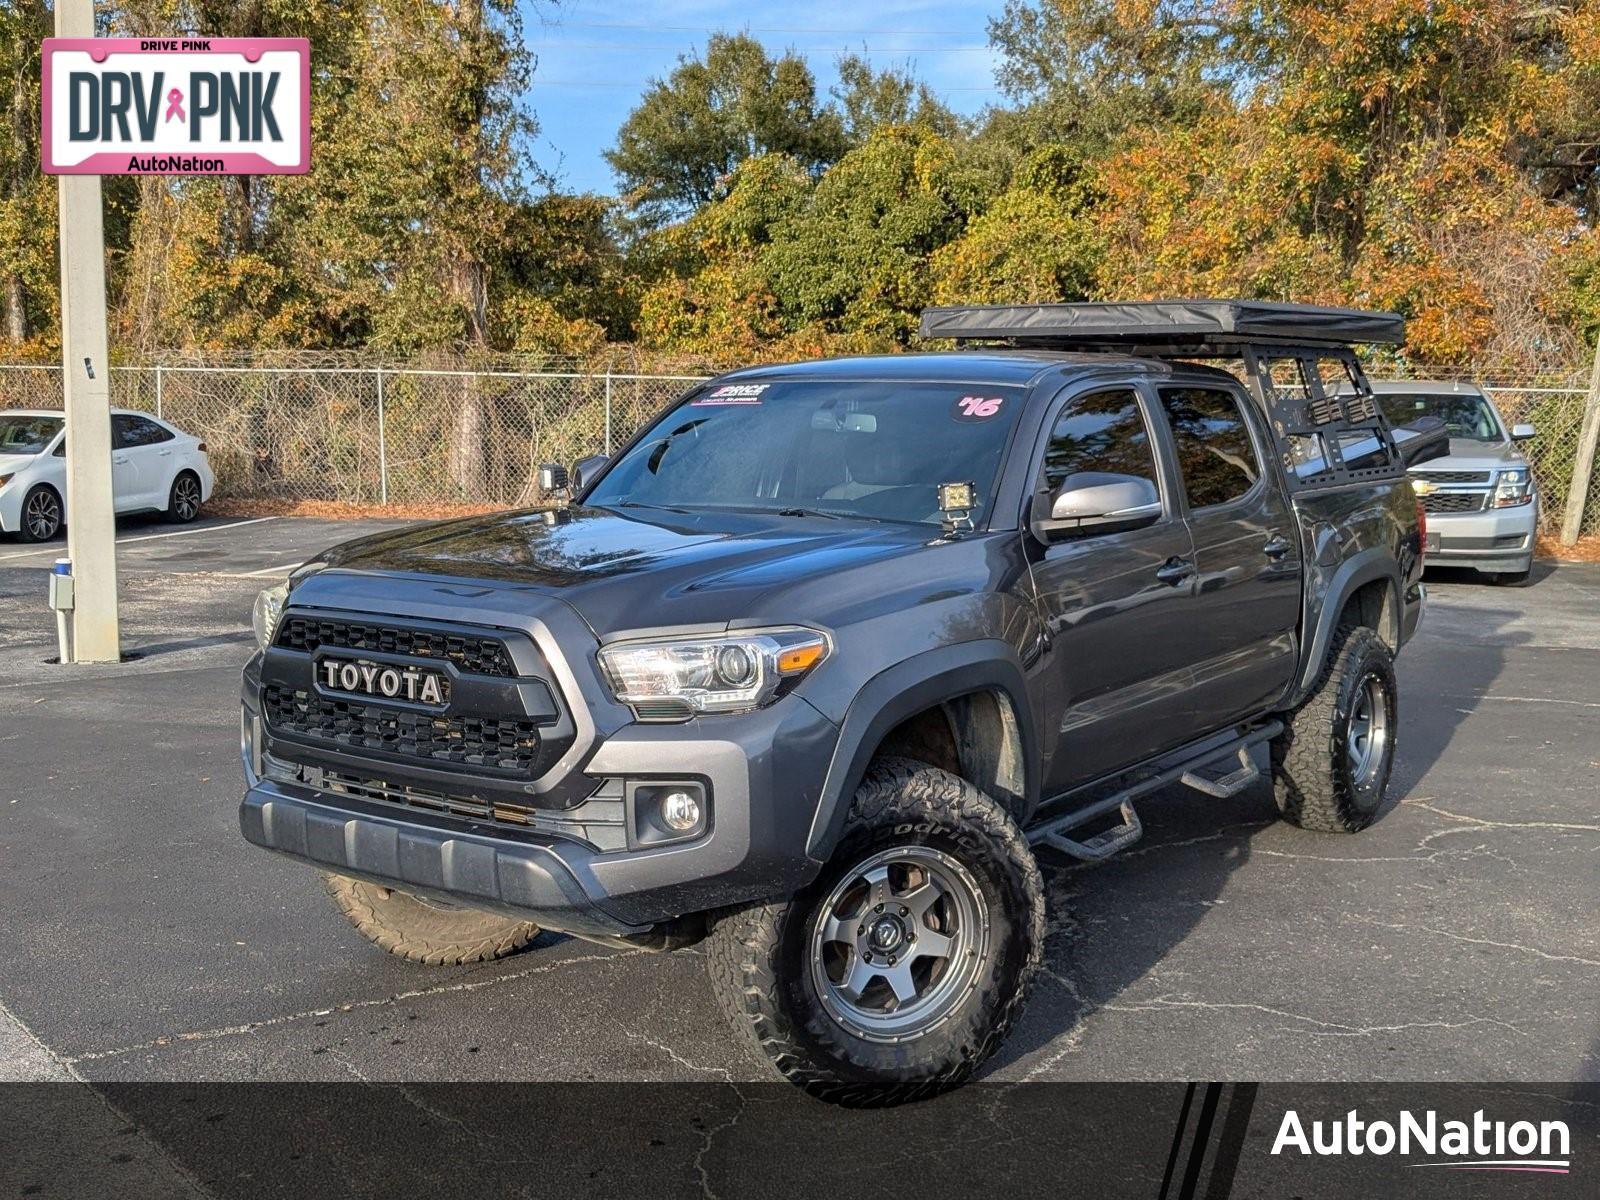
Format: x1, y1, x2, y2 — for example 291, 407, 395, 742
164, 88, 185, 123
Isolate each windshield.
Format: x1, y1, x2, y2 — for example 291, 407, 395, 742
585, 379, 1025, 526
0, 414, 63, 456
1376, 392, 1503, 442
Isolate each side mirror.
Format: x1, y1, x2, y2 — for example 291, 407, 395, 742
571, 454, 608, 492
1033, 472, 1162, 542
1511, 423, 1535, 441
538, 462, 569, 493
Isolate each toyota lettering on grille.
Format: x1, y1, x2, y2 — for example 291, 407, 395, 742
317, 656, 449, 706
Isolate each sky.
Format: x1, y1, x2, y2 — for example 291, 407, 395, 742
517, 0, 1006, 196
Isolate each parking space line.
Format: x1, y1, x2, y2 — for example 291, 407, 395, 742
0, 516, 278, 561
236, 561, 306, 577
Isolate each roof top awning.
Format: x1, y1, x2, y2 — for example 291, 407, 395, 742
918, 300, 1405, 350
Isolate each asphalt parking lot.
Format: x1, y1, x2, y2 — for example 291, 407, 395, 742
1, 514, 1596, 1087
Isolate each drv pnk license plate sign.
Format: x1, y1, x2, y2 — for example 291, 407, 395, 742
42, 38, 309, 175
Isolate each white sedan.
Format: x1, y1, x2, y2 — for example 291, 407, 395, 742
0, 409, 215, 542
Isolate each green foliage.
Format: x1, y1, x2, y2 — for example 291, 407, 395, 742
605, 33, 847, 228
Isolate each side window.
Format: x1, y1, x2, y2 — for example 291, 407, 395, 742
1159, 387, 1261, 510
118, 415, 173, 447
111, 415, 138, 449
1041, 388, 1160, 493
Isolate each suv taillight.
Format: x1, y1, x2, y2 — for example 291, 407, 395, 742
197, 441, 208, 453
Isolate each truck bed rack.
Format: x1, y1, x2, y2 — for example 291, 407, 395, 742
921, 300, 1410, 492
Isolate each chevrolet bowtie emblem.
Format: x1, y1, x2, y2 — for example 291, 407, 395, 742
1411, 479, 1437, 496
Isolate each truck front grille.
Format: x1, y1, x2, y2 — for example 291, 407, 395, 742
275, 617, 515, 678
263, 685, 542, 774
1414, 469, 1491, 485
1420, 492, 1487, 514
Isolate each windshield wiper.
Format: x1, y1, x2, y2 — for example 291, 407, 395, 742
616, 500, 692, 515
775, 506, 842, 520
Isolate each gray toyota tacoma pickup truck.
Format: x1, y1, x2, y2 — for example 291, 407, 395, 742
240, 301, 1429, 1092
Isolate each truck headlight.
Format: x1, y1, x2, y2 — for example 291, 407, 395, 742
1494, 467, 1532, 508
599, 627, 829, 719
251, 584, 288, 651
250, 560, 327, 651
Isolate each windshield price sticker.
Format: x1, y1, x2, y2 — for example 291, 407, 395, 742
43, 38, 310, 175
952, 395, 1005, 422
692, 383, 769, 406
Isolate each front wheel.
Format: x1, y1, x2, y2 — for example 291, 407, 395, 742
165, 471, 203, 523
17, 484, 63, 542
705, 758, 1045, 1097
1270, 625, 1397, 832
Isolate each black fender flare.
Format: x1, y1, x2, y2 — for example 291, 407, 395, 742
804, 640, 1038, 860
1291, 546, 1401, 704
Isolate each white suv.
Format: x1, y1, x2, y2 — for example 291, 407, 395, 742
0, 409, 215, 542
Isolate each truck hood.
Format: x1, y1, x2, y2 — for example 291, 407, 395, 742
1412, 439, 1528, 474
308, 505, 939, 637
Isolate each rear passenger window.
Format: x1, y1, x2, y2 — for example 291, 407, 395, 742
1042, 389, 1160, 493
113, 415, 173, 448
1159, 387, 1261, 509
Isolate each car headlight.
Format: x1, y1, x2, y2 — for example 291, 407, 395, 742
1494, 467, 1532, 508
0, 473, 13, 489
251, 583, 287, 651
599, 627, 829, 720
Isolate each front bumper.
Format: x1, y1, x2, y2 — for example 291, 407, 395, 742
1426, 499, 1537, 573
241, 646, 840, 933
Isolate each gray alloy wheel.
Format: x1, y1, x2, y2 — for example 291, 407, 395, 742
167, 472, 203, 523
808, 844, 990, 1043
19, 485, 63, 542
1345, 675, 1391, 789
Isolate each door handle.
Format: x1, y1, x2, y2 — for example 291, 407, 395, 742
112, 455, 128, 464
158, 448, 172, 456
1155, 557, 1195, 586
1263, 534, 1293, 559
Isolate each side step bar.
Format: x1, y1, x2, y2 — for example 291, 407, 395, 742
1026, 720, 1283, 863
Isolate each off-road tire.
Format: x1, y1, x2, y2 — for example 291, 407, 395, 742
1270, 625, 1397, 833
705, 757, 1045, 1100
323, 873, 541, 965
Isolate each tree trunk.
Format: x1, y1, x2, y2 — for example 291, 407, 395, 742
444, 0, 492, 499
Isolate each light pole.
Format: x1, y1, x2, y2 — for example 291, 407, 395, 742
54, 0, 121, 662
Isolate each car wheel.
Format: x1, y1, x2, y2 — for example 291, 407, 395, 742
1270, 625, 1397, 833
17, 484, 63, 543
323, 874, 542, 965
165, 470, 203, 523
705, 757, 1045, 1099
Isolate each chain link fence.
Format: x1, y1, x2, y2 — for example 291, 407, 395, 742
0, 361, 706, 508
1, 357, 1596, 536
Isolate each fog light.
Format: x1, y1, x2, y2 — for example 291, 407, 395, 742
660, 790, 701, 832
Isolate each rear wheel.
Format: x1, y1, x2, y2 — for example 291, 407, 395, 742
165, 470, 203, 523
1270, 625, 1397, 833
323, 874, 541, 965
705, 758, 1044, 1098
17, 484, 63, 542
